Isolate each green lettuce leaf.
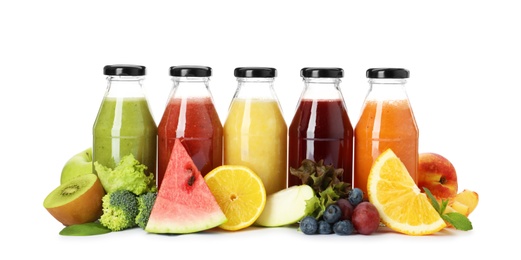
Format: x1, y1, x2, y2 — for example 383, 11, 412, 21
94, 154, 157, 195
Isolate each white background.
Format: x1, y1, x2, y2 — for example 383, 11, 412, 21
1, 0, 519, 259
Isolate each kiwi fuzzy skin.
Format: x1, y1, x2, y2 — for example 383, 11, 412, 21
44, 174, 105, 226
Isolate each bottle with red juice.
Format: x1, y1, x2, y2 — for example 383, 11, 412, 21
157, 66, 223, 189
288, 67, 354, 187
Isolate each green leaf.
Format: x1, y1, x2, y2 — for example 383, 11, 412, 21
423, 187, 441, 214
423, 187, 474, 231
440, 199, 449, 215
59, 222, 112, 236
442, 212, 473, 231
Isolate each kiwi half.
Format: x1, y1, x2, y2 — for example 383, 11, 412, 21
44, 173, 105, 226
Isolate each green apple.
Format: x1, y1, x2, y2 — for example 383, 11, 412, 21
255, 184, 315, 227
60, 148, 93, 184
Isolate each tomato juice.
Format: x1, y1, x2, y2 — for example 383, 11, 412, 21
157, 97, 222, 188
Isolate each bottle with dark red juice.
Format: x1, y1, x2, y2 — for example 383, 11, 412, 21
157, 66, 223, 189
288, 67, 354, 187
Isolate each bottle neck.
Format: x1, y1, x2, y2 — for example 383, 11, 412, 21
105, 76, 146, 98
234, 77, 277, 100
170, 76, 212, 99
366, 78, 409, 101
300, 78, 343, 100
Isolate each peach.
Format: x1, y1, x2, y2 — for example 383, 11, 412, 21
418, 152, 458, 199
448, 201, 470, 216
441, 189, 479, 228
452, 189, 479, 216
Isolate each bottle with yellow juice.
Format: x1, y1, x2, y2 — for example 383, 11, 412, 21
224, 67, 287, 195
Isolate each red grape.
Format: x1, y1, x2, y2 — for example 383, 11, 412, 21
336, 198, 354, 221
352, 202, 380, 235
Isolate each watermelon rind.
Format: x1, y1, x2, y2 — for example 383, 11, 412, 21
145, 210, 227, 234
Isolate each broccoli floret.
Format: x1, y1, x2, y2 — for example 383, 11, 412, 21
99, 190, 139, 231
135, 191, 157, 229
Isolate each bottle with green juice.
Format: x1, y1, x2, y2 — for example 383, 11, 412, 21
93, 64, 157, 176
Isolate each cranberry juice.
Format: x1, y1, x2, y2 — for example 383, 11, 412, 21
288, 99, 353, 187
157, 97, 223, 188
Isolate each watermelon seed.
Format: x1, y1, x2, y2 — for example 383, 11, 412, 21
188, 174, 195, 186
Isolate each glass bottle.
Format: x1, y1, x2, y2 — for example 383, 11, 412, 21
288, 67, 354, 187
157, 66, 222, 189
354, 68, 419, 199
93, 64, 157, 175
223, 67, 287, 195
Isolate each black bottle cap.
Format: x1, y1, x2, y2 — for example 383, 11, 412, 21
301, 67, 343, 78
170, 66, 212, 77
234, 67, 277, 78
366, 68, 409, 79
104, 64, 146, 76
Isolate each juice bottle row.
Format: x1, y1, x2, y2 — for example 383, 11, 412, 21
92, 65, 418, 198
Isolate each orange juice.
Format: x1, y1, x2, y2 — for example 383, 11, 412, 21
354, 99, 418, 198
354, 68, 418, 199
224, 98, 287, 195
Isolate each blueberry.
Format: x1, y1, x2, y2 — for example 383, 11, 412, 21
323, 204, 342, 224
333, 220, 355, 235
348, 188, 364, 207
317, 220, 332, 234
299, 216, 318, 235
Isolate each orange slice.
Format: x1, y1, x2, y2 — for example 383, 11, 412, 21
204, 165, 266, 231
367, 149, 446, 235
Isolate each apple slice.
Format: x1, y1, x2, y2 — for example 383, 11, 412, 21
255, 185, 314, 227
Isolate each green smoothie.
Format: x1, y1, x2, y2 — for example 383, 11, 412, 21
93, 97, 157, 175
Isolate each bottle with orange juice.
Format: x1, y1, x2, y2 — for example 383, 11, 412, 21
354, 68, 419, 199
223, 67, 287, 195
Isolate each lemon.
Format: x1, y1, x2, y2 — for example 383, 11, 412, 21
204, 165, 266, 231
367, 149, 446, 235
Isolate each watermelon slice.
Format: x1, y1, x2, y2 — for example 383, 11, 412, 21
145, 139, 227, 233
